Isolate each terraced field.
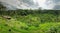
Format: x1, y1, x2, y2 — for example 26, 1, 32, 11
0, 13, 60, 33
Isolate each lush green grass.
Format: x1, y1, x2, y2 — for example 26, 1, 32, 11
0, 13, 60, 33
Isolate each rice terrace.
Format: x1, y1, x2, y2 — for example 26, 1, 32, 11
0, 0, 60, 33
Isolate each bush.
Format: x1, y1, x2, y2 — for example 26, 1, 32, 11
20, 26, 29, 30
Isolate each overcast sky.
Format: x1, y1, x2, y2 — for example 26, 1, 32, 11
0, 0, 60, 10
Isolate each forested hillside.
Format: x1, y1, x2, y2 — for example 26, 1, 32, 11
0, 4, 60, 33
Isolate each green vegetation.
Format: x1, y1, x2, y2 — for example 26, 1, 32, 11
0, 4, 60, 33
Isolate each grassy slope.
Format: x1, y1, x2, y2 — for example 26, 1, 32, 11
0, 13, 60, 33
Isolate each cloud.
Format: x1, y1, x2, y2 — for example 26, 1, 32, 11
53, 5, 60, 10
0, 0, 60, 10
19, 0, 39, 8
21, 0, 34, 5
0, 0, 39, 10
45, 0, 60, 10
52, 0, 60, 3
51, 0, 60, 10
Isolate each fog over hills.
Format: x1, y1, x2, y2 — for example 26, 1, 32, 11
0, 0, 60, 10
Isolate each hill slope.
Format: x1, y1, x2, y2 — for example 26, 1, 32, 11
0, 10, 60, 33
